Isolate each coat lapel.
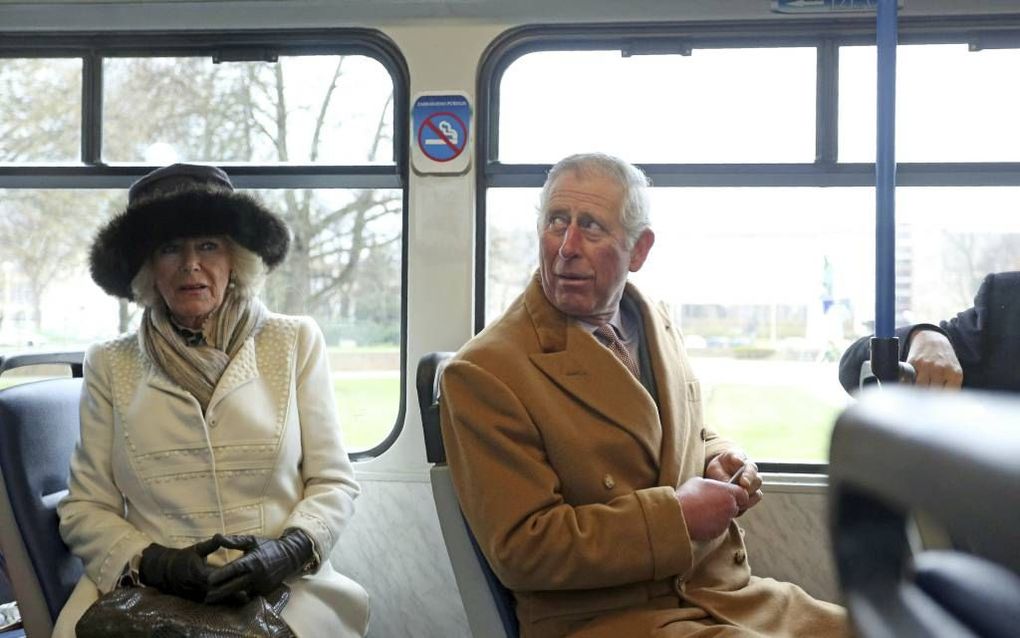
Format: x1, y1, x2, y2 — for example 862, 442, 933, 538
630, 284, 689, 489
141, 330, 196, 404
525, 276, 662, 465
142, 337, 260, 414
207, 338, 259, 413
145, 368, 194, 402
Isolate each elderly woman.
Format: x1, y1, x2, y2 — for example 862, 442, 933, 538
53, 164, 369, 637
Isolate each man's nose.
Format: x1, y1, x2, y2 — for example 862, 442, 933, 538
558, 224, 582, 259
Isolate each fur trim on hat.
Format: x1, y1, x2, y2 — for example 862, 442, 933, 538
90, 185, 290, 300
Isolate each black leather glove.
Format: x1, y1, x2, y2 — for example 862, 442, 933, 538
205, 528, 315, 604
139, 537, 223, 601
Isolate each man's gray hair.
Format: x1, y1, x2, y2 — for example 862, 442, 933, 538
538, 153, 652, 247
130, 237, 267, 308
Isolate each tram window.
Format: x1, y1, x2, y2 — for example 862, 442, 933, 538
487, 183, 1020, 464
897, 187, 1020, 321
497, 48, 815, 164
0, 185, 400, 452
487, 187, 874, 463
483, 23, 1020, 468
0, 34, 406, 457
840, 44, 1020, 162
252, 188, 402, 453
103, 55, 394, 164
0, 189, 122, 358
0, 58, 81, 163
486, 188, 539, 322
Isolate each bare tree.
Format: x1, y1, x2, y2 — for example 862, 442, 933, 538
0, 61, 121, 339
1, 54, 399, 340
234, 58, 400, 331
101, 55, 400, 340
0, 190, 109, 330
0, 59, 80, 163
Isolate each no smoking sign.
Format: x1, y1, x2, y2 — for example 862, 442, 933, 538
411, 93, 472, 174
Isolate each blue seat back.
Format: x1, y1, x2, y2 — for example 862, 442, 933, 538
0, 354, 85, 635
416, 351, 519, 638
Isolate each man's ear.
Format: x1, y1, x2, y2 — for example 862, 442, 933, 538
628, 229, 655, 272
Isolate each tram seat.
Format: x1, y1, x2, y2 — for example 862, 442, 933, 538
0, 353, 85, 638
829, 387, 1020, 638
416, 352, 519, 638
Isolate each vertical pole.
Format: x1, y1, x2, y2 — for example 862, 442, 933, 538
870, 0, 900, 382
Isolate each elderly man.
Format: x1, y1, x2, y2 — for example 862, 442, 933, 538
440, 153, 847, 637
839, 271, 1020, 393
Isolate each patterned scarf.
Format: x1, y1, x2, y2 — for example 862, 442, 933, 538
141, 290, 267, 411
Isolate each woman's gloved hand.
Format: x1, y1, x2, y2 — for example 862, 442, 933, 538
139, 537, 224, 601
204, 528, 314, 604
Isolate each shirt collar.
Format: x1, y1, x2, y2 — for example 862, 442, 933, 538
573, 306, 627, 341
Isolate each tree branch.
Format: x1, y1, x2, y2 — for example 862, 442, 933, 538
368, 92, 394, 163
273, 63, 289, 161
309, 57, 345, 162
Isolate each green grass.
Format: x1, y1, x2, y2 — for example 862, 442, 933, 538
330, 344, 399, 354
0, 373, 401, 453
3, 372, 838, 463
334, 377, 840, 462
334, 376, 401, 451
331, 376, 840, 461
704, 384, 840, 463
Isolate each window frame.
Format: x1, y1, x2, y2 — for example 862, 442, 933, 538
0, 28, 410, 461
475, 15, 1020, 473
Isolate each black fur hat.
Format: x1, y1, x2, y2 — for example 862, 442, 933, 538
89, 164, 291, 300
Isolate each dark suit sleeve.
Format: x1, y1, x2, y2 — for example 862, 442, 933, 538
938, 273, 1000, 387
840, 322, 950, 394
839, 273, 1009, 393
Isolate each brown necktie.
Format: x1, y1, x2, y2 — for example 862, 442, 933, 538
594, 324, 639, 378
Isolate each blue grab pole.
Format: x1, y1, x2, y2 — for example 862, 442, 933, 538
875, 0, 897, 338
870, 0, 901, 383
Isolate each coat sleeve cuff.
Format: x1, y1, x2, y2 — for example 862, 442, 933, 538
95, 531, 151, 593
635, 486, 693, 581
282, 511, 333, 574
900, 323, 950, 359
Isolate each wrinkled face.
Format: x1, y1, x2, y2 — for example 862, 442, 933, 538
538, 172, 654, 324
152, 236, 233, 329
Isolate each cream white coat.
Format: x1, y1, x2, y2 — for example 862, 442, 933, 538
54, 314, 369, 638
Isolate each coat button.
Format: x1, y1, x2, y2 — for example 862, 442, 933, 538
699, 429, 708, 441
603, 474, 616, 489
734, 549, 746, 565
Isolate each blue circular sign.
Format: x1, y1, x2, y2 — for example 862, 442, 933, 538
417, 112, 467, 162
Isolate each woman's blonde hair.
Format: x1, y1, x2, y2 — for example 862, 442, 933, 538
130, 237, 266, 308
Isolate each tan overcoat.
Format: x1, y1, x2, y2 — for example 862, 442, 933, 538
54, 314, 369, 638
440, 276, 847, 637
